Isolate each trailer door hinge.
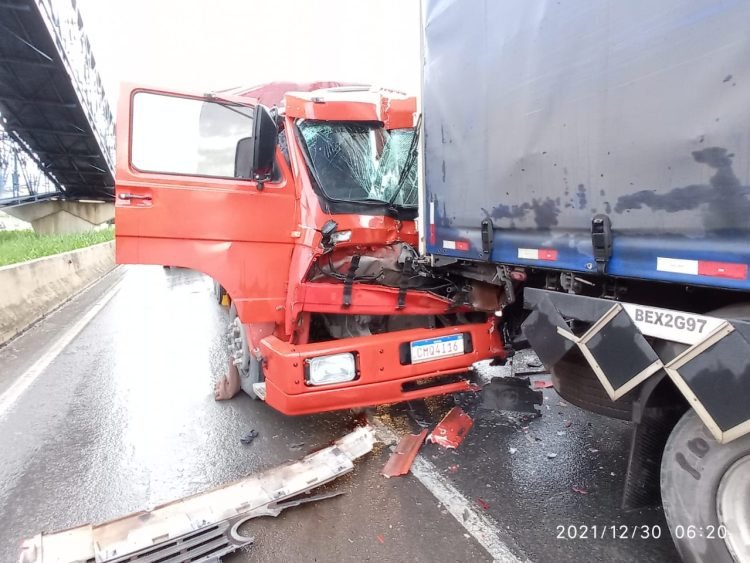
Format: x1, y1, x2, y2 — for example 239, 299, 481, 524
591, 214, 613, 274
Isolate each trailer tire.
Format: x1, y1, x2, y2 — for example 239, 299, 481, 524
228, 304, 264, 400
661, 410, 750, 563
551, 352, 635, 420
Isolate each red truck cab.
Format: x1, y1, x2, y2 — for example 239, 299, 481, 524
115, 83, 503, 415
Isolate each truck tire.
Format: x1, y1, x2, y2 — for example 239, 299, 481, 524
228, 304, 264, 400
661, 410, 750, 563
661, 302, 750, 563
212, 279, 228, 305
551, 351, 635, 420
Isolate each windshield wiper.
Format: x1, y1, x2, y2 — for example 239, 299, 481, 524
387, 113, 422, 206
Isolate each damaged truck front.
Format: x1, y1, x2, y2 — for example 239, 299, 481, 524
421, 0, 750, 562
115, 84, 503, 416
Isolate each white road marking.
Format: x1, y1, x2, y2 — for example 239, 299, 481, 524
0, 279, 122, 420
373, 424, 529, 563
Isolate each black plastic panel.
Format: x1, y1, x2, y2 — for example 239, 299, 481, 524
522, 296, 575, 367
585, 310, 660, 391
675, 324, 750, 432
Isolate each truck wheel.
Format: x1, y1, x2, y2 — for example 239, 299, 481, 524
660, 302, 750, 562
228, 304, 265, 400
661, 410, 750, 563
212, 279, 228, 306
551, 351, 636, 420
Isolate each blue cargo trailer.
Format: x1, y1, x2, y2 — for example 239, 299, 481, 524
420, 1, 750, 561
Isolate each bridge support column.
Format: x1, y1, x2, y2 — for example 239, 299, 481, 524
4, 200, 114, 234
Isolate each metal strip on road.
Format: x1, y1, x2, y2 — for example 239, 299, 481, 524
373, 424, 530, 563
0, 279, 122, 421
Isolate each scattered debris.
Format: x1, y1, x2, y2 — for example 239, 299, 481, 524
532, 380, 554, 389
564, 420, 573, 428
547, 452, 558, 459
240, 429, 259, 445
448, 464, 460, 474
406, 400, 433, 428
289, 441, 306, 451
509, 447, 518, 455
589, 448, 599, 453
376, 535, 385, 544
478, 376, 543, 416
558, 401, 568, 407
382, 430, 428, 478
427, 407, 474, 449
19, 427, 376, 563
556, 431, 566, 436
527, 359, 543, 369
214, 360, 241, 401
572, 486, 589, 495
476, 498, 490, 510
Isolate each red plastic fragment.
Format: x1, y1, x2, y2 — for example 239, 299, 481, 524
377, 535, 385, 544
533, 380, 554, 389
448, 464, 459, 474
382, 429, 428, 478
476, 498, 490, 510
572, 486, 588, 495
427, 407, 474, 449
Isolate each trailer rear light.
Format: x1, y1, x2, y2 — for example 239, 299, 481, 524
306, 353, 357, 386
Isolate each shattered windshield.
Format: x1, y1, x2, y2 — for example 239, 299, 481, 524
297, 121, 417, 207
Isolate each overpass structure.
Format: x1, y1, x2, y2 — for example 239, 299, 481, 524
0, 0, 115, 231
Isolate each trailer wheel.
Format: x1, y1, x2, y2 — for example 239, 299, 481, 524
551, 352, 636, 420
661, 409, 750, 562
228, 304, 265, 400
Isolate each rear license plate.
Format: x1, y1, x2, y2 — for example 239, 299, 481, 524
410, 334, 465, 364
620, 302, 724, 345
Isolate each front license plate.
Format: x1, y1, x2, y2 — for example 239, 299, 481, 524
410, 334, 465, 364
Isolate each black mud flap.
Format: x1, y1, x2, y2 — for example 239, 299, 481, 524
522, 294, 662, 400
521, 294, 577, 367
570, 303, 663, 400
663, 322, 750, 444
523, 288, 750, 444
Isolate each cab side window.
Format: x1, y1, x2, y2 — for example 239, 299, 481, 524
131, 92, 262, 180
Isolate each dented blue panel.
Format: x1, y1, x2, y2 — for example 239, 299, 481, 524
422, 0, 750, 290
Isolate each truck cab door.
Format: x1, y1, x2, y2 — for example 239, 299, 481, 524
115, 86, 297, 325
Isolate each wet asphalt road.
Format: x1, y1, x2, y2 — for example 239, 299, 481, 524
0, 266, 681, 562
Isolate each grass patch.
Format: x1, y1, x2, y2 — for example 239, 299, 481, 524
0, 228, 114, 267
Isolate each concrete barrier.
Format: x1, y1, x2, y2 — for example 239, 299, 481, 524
0, 241, 115, 345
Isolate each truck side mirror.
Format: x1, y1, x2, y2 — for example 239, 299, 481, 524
234, 104, 278, 189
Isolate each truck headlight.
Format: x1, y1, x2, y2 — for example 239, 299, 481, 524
307, 353, 356, 386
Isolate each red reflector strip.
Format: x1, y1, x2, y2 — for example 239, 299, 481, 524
443, 240, 470, 251
697, 260, 748, 280
518, 248, 558, 261
429, 224, 436, 245
657, 257, 748, 280
539, 249, 558, 261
